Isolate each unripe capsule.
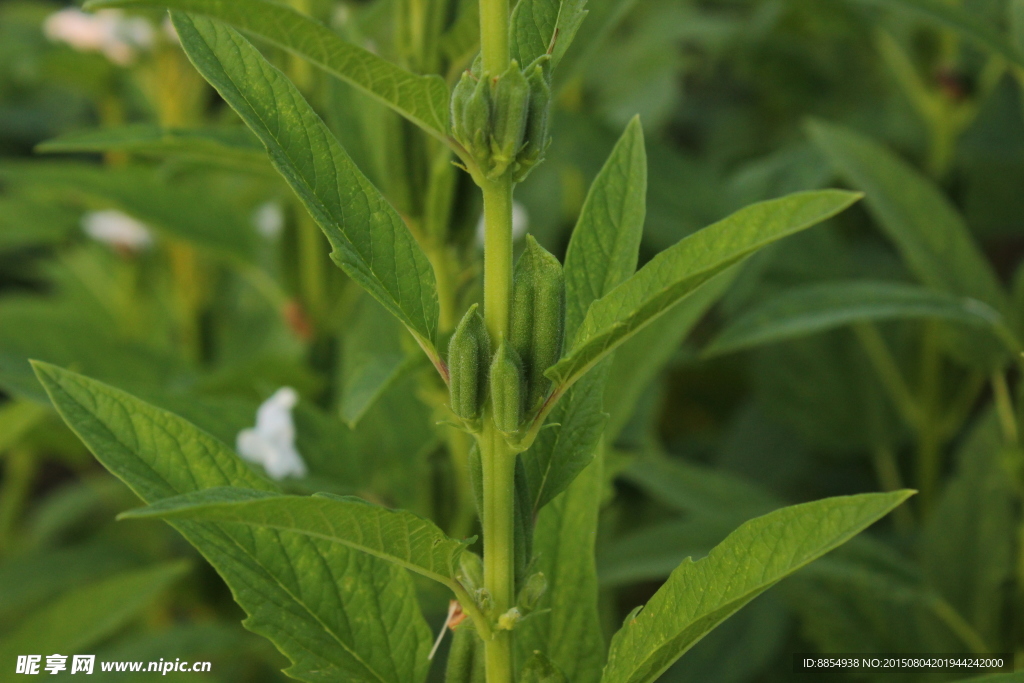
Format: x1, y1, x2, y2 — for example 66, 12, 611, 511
518, 571, 547, 612
450, 70, 476, 144
510, 235, 565, 409
514, 57, 551, 183
445, 627, 485, 683
448, 304, 490, 421
489, 340, 525, 433
488, 62, 531, 180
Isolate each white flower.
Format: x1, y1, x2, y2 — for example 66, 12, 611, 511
81, 210, 154, 251
476, 201, 529, 246
236, 387, 307, 480
43, 8, 154, 66
252, 201, 285, 239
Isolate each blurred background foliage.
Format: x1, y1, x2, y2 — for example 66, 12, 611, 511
1, 0, 1023, 680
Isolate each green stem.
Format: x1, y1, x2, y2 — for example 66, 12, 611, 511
871, 445, 914, 534
480, 420, 515, 683
916, 322, 942, 515
0, 449, 35, 556
854, 322, 921, 427
992, 371, 1020, 445
297, 208, 327, 325
481, 179, 513, 345
478, 0, 509, 75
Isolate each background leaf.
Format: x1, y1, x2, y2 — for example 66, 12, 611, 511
173, 13, 440, 353
85, 0, 451, 138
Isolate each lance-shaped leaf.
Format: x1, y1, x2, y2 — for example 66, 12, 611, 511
32, 362, 433, 683
807, 121, 1009, 314
120, 487, 470, 588
600, 490, 913, 683
705, 281, 1021, 358
517, 455, 605, 683
511, 0, 588, 70
0, 161, 259, 262
522, 117, 645, 512
173, 13, 440, 355
84, 0, 450, 139
0, 561, 190, 663
38, 124, 273, 174
546, 190, 861, 390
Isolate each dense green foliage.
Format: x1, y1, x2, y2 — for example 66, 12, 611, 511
1, 0, 1023, 681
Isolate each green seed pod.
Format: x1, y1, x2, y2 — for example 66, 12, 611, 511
489, 340, 525, 433
510, 235, 565, 409
448, 304, 490, 420
445, 627, 485, 683
514, 57, 551, 183
517, 571, 547, 613
487, 62, 530, 179
464, 74, 493, 166
450, 69, 476, 143
457, 551, 484, 595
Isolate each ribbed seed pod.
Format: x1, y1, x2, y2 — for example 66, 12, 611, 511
487, 62, 531, 179
517, 571, 547, 613
464, 75, 493, 166
450, 70, 476, 145
513, 57, 551, 183
510, 236, 565, 409
448, 304, 489, 420
489, 340, 525, 433
445, 627, 485, 683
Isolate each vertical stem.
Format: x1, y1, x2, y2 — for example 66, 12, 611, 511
0, 450, 35, 556
916, 322, 942, 515
297, 209, 327, 325
480, 421, 515, 683
992, 371, 1020, 445
478, 0, 509, 75
481, 180, 513, 345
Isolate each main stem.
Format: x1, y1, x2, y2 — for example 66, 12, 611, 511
480, 167, 515, 683
477, 0, 514, 677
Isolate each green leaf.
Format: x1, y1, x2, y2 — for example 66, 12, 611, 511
84, 0, 451, 139
0, 561, 189, 662
0, 196, 78, 251
849, 0, 1024, 69
807, 121, 1009, 314
605, 269, 736, 440
340, 295, 414, 428
173, 13, 439, 354
121, 487, 470, 588
511, 0, 589, 70
548, 190, 861, 390
600, 490, 913, 683
522, 117, 646, 512
37, 124, 273, 174
0, 161, 260, 262
704, 281, 1020, 357
33, 362, 433, 683
562, 115, 646, 336
921, 412, 1016, 647
517, 454, 604, 683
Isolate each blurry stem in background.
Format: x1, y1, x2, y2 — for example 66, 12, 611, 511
871, 445, 914, 533
854, 322, 921, 427
296, 208, 328, 327
167, 240, 205, 363
931, 595, 991, 655
445, 427, 477, 539
0, 449, 35, 557
938, 371, 985, 439
287, 0, 314, 92
916, 322, 942, 514
992, 371, 1020, 445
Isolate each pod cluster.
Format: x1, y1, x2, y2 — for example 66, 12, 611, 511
451, 56, 551, 182
447, 239, 565, 434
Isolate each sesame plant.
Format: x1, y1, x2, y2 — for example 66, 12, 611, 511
0, 0, 929, 682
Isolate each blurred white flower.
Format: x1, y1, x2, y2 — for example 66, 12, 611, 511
236, 387, 307, 480
82, 210, 154, 251
43, 8, 154, 66
252, 201, 285, 239
162, 16, 179, 44
476, 201, 529, 246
